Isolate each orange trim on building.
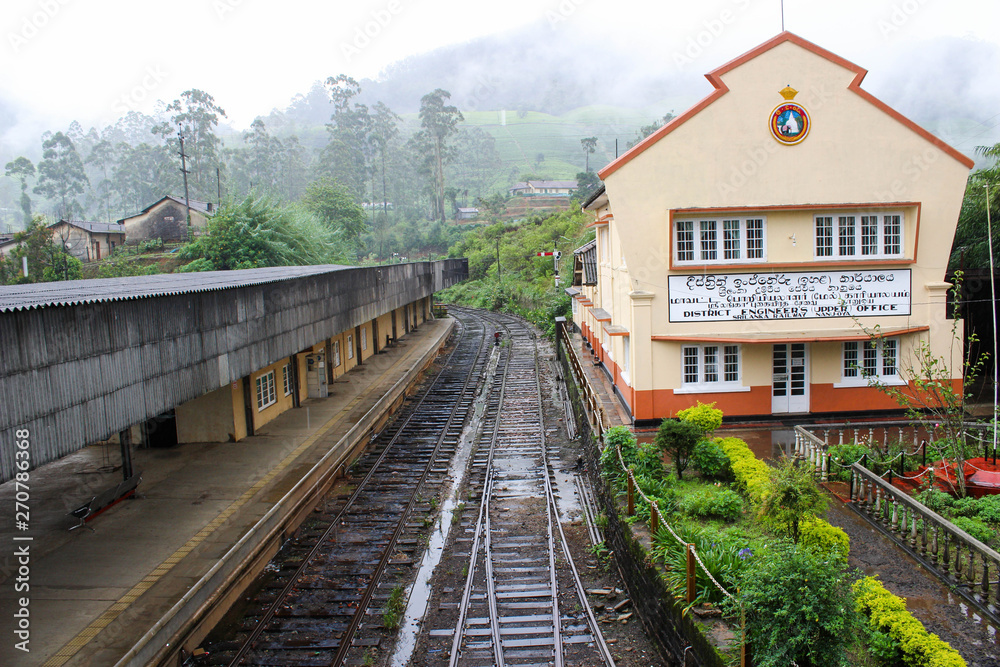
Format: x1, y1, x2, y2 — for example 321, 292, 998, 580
624, 379, 962, 422
598, 32, 973, 181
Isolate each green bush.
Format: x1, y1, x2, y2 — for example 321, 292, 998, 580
951, 516, 993, 544
717, 437, 771, 503
734, 544, 858, 667
678, 487, 744, 522
655, 418, 703, 479
653, 525, 752, 606
690, 439, 732, 480
853, 576, 966, 666
827, 443, 871, 482
975, 494, 1000, 524
915, 488, 954, 514
760, 458, 827, 543
951, 496, 979, 518
676, 401, 723, 435
799, 517, 850, 568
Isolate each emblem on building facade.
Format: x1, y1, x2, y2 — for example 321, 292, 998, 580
769, 86, 810, 145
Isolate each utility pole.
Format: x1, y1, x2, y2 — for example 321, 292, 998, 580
178, 131, 192, 236
217, 166, 222, 204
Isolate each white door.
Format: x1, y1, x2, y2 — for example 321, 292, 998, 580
772, 343, 809, 413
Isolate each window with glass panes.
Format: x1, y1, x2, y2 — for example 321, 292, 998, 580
675, 217, 765, 264
842, 338, 898, 381
816, 213, 903, 259
256, 370, 277, 410
681, 344, 741, 388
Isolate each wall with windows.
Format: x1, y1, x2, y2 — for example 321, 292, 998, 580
582, 32, 971, 421
251, 359, 297, 431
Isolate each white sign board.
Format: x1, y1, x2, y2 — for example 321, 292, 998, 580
668, 269, 911, 322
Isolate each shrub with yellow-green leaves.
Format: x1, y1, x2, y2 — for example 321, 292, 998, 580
717, 437, 771, 503
799, 517, 849, 568
853, 576, 966, 667
677, 401, 723, 435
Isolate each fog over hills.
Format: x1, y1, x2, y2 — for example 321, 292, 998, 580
2, 21, 999, 163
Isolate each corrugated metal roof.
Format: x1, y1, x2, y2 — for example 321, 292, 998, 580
0, 264, 351, 312
573, 240, 598, 286
52, 220, 125, 234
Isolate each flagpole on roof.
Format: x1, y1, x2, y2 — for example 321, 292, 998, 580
985, 181, 998, 457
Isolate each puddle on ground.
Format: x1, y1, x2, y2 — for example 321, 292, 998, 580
389, 346, 499, 667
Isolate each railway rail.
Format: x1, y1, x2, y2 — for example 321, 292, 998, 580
198, 310, 490, 666
196, 308, 613, 667
434, 309, 615, 667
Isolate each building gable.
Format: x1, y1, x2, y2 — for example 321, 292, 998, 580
600, 31, 973, 182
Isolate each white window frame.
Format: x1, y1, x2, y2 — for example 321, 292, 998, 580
603, 330, 613, 361
814, 212, 904, 260
674, 217, 766, 265
333, 340, 341, 367
347, 334, 354, 359
676, 344, 749, 394
282, 362, 293, 396
621, 336, 631, 385
255, 370, 277, 410
361, 327, 368, 351
835, 338, 904, 387
599, 227, 609, 265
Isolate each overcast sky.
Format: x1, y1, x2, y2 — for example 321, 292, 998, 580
1, 0, 998, 139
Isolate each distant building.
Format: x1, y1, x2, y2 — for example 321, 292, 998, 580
362, 201, 394, 211
509, 180, 578, 197
119, 195, 215, 243
49, 220, 126, 262
456, 207, 479, 221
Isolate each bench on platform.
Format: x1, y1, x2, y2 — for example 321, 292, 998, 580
68, 472, 142, 530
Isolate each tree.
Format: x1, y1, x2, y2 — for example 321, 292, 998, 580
0, 216, 81, 284
653, 418, 703, 479
627, 112, 676, 149
4, 157, 35, 225
317, 75, 371, 199
153, 89, 227, 199
97, 246, 160, 278
950, 142, 1000, 271
416, 89, 463, 223
33, 132, 90, 219
855, 274, 987, 497
179, 194, 348, 271
580, 136, 598, 172
112, 143, 181, 214
476, 193, 508, 224
734, 544, 858, 667
760, 459, 827, 543
85, 140, 116, 222
571, 171, 601, 203
300, 179, 367, 250
368, 101, 401, 259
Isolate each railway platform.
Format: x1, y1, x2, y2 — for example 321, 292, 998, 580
0, 317, 455, 667
562, 328, 631, 428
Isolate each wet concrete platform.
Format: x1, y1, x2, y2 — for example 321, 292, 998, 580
0, 318, 454, 667
564, 329, 631, 428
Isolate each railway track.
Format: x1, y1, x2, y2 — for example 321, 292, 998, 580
198, 311, 491, 666
432, 310, 615, 667
197, 308, 613, 667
